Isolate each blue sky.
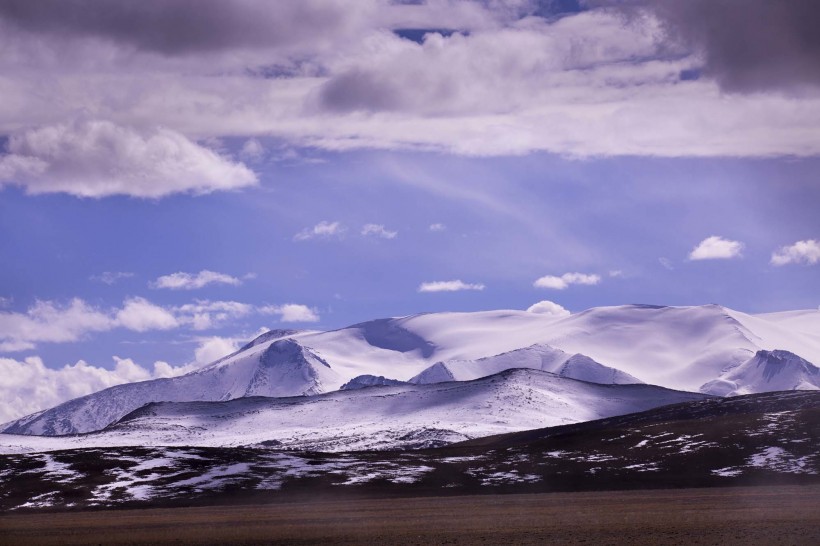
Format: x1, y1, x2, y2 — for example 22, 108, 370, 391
0, 0, 818, 420
2, 149, 817, 369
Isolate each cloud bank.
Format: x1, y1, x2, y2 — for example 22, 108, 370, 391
0, 334, 242, 423
0, 1, 817, 168
0, 297, 318, 351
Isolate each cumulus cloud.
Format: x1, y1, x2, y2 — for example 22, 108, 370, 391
0, 120, 257, 198
526, 300, 571, 317
192, 336, 240, 366
115, 297, 179, 332
0, 298, 114, 349
418, 280, 485, 292
429, 223, 446, 232
0, 356, 146, 423
151, 270, 243, 290
173, 300, 254, 330
533, 272, 601, 290
688, 236, 744, 261
259, 304, 320, 323
0, 297, 266, 351
294, 221, 346, 241
771, 239, 820, 266
0, 333, 244, 423
361, 223, 397, 239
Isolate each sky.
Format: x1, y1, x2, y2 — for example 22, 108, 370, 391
0, 0, 818, 422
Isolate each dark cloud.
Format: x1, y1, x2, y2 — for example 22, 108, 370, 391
0, 0, 351, 55
621, 0, 820, 92
318, 69, 405, 113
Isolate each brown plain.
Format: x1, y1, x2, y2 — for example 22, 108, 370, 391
2, 485, 819, 546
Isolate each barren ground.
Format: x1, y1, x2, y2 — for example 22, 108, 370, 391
2, 485, 819, 545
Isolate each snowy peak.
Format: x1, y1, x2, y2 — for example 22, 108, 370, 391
238, 329, 303, 351
242, 339, 339, 397
755, 350, 820, 382
701, 350, 820, 396
409, 362, 457, 384
409, 343, 641, 385
3, 337, 341, 435
557, 353, 641, 385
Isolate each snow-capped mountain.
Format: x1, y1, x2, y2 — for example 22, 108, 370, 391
0, 369, 710, 453
4, 304, 819, 437
702, 350, 820, 396
408, 343, 641, 385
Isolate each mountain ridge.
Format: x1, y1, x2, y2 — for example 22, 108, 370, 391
0, 368, 713, 453
3, 303, 819, 437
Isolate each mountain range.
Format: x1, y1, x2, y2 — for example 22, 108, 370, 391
2, 304, 819, 450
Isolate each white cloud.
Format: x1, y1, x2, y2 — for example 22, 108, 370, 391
153, 333, 244, 377
0, 355, 154, 424
688, 236, 744, 260
115, 297, 179, 332
418, 280, 485, 292
151, 270, 243, 290
0, 8, 815, 160
533, 272, 601, 290
0, 119, 257, 198
294, 221, 346, 241
0, 297, 259, 351
0, 298, 114, 348
0, 332, 246, 423
361, 223, 397, 239
526, 300, 570, 317
429, 223, 446, 232
259, 304, 320, 323
90, 271, 134, 285
174, 300, 254, 330
193, 336, 240, 366
771, 239, 820, 266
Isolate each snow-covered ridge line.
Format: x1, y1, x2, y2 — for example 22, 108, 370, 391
3, 303, 819, 437
0, 368, 712, 454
